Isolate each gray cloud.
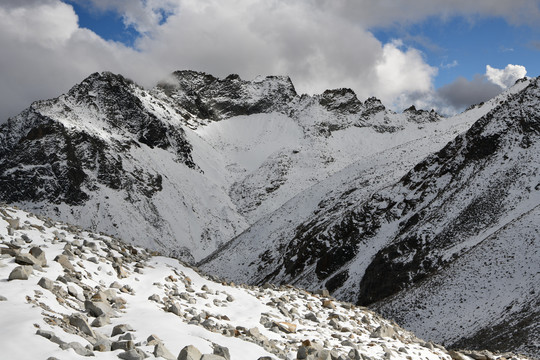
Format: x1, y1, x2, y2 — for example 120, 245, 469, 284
0, 0, 537, 122
0, 0, 440, 121
437, 75, 503, 110
313, 0, 540, 27
528, 40, 540, 50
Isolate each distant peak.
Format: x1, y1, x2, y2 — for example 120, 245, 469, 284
403, 104, 441, 123
318, 88, 362, 114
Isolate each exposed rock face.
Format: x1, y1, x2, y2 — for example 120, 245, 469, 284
155, 71, 298, 125
0, 72, 195, 206
0, 69, 445, 263
0, 71, 246, 261
200, 77, 540, 357
3, 69, 539, 357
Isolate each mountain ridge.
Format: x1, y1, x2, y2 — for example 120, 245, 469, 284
1, 70, 538, 357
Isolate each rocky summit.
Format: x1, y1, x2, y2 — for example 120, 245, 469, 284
0, 71, 539, 358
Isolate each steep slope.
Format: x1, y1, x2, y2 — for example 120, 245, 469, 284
1, 203, 518, 360
200, 78, 540, 357
373, 205, 540, 356
0, 70, 452, 261
0, 72, 248, 262
155, 71, 448, 223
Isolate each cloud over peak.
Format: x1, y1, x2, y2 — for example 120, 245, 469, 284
486, 64, 527, 89
0, 0, 537, 121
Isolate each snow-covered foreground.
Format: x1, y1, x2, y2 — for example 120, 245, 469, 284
0, 204, 527, 360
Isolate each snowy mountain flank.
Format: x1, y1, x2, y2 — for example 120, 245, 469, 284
0, 204, 530, 360
0, 71, 539, 358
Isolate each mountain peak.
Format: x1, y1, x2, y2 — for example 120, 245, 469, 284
317, 88, 363, 114
154, 70, 297, 123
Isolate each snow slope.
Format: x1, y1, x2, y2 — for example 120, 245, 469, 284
0, 204, 514, 360
1, 71, 539, 358
200, 78, 540, 357
0, 70, 486, 261
0, 72, 249, 262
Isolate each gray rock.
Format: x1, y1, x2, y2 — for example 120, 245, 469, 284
179, 292, 191, 301
8, 265, 33, 280
316, 349, 332, 360
168, 302, 182, 316
146, 334, 162, 346
0, 247, 20, 257
38, 277, 54, 290
154, 342, 176, 360
461, 351, 494, 360
21, 234, 32, 243
15, 253, 39, 266
36, 329, 65, 345
314, 289, 330, 297
178, 345, 202, 360
341, 340, 356, 348
112, 324, 134, 337
148, 294, 161, 302
226, 294, 234, 302
111, 340, 135, 351
370, 324, 397, 339
69, 313, 96, 337
119, 333, 136, 341
67, 285, 79, 298
305, 312, 320, 323
85, 300, 114, 317
0, 295, 7, 301
200, 355, 225, 360
201, 318, 216, 329
60, 341, 94, 356
110, 281, 123, 289
91, 314, 111, 327
118, 348, 148, 360
54, 254, 75, 272
93, 338, 112, 352
213, 345, 230, 360
348, 349, 362, 360
29, 247, 47, 266
5, 217, 19, 229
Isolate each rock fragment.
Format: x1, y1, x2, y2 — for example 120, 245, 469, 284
69, 313, 96, 337
178, 345, 202, 360
8, 265, 33, 280
38, 277, 54, 290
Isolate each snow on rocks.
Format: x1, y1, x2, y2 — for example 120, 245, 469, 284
0, 204, 530, 360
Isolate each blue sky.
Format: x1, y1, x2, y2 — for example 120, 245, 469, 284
373, 16, 540, 88
1, 0, 539, 121
68, 1, 140, 47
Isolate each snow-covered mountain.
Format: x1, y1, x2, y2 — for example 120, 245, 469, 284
0, 70, 460, 261
1, 70, 539, 358
2, 203, 523, 360
201, 78, 540, 357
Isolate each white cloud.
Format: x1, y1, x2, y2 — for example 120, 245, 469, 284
441, 60, 459, 69
0, 0, 442, 121
374, 40, 437, 107
0, 0, 538, 121
485, 64, 527, 89
0, 2, 145, 121
68, 0, 179, 34
0, 2, 78, 46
